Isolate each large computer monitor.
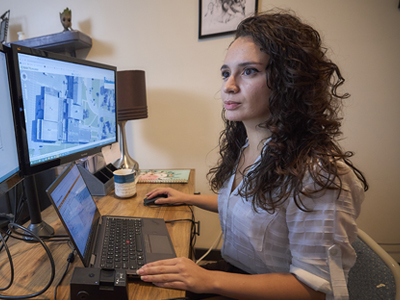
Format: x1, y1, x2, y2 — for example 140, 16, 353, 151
9, 44, 117, 175
7, 44, 117, 237
0, 44, 22, 197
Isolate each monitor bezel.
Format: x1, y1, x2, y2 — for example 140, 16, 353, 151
9, 44, 118, 176
0, 43, 23, 196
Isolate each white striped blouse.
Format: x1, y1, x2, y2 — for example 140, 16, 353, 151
218, 149, 364, 300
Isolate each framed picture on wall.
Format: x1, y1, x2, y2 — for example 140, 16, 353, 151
199, 0, 259, 39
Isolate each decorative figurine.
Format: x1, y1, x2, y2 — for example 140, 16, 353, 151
60, 8, 72, 31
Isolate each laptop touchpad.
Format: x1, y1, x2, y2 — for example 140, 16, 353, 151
145, 235, 174, 254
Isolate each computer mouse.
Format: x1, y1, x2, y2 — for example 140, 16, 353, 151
143, 194, 168, 206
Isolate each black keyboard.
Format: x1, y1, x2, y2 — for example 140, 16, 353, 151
100, 217, 145, 270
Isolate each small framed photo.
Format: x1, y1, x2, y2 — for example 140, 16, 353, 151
199, 0, 259, 39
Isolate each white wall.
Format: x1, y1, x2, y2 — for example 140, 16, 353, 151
2, 0, 399, 261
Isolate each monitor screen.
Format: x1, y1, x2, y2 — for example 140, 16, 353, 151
10, 45, 117, 175
0, 45, 22, 195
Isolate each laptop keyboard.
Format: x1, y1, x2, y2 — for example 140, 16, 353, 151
100, 217, 145, 270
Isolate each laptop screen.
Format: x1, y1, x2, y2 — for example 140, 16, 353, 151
49, 164, 97, 256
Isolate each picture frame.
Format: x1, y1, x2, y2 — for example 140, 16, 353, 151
199, 0, 259, 39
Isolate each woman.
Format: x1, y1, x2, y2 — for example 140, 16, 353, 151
138, 10, 368, 300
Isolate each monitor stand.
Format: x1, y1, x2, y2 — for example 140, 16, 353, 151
23, 175, 54, 241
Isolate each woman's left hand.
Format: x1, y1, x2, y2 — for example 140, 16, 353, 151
137, 257, 213, 294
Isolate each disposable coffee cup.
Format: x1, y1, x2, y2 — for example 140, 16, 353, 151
113, 169, 136, 198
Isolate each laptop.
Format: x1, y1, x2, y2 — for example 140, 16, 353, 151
46, 162, 176, 277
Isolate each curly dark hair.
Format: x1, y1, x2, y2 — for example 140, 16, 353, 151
207, 10, 368, 213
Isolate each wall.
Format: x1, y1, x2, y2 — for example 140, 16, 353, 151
2, 0, 399, 261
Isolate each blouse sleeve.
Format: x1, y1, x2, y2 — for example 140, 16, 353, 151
286, 165, 365, 299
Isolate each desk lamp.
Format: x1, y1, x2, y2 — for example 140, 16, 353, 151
114, 70, 148, 174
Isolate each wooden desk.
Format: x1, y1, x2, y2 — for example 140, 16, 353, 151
0, 170, 195, 300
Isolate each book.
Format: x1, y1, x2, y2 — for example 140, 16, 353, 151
137, 169, 190, 184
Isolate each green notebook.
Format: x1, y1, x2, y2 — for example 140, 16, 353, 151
137, 169, 190, 183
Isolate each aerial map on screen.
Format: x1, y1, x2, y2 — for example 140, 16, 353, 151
18, 53, 116, 165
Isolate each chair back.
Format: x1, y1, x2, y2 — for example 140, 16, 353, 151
348, 229, 400, 300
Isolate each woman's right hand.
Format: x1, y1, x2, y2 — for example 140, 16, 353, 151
145, 188, 189, 205
146, 188, 219, 212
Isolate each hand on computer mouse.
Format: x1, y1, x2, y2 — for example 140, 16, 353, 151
145, 188, 188, 206
143, 194, 168, 206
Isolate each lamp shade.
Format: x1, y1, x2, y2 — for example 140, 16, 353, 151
117, 70, 148, 121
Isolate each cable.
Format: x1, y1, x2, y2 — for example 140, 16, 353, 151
145, 203, 188, 208
6, 225, 69, 242
0, 184, 25, 253
196, 231, 223, 265
148, 201, 199, 259
0, 229, 11, 256
184, 205, 198, 259
165, 214, 199, 258
165, 219, 195, 224
0, 223, 56, 299
160, 203, 198, 259
6, 233, 70, 243
0, 231, 13, 292
54, 250, 75, 300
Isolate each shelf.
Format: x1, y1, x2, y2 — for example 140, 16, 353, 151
11, 30, 92, 57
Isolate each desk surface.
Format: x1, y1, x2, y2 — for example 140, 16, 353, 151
0, 169, 195, 300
